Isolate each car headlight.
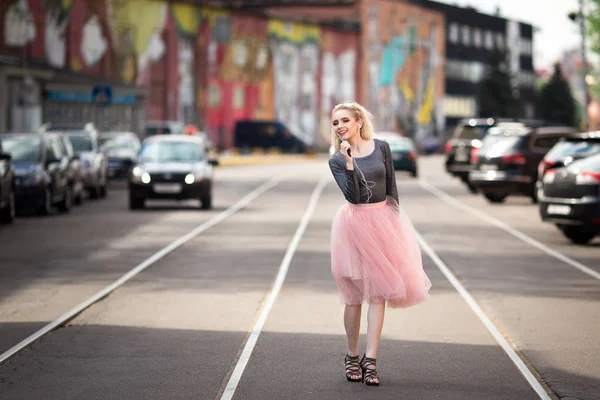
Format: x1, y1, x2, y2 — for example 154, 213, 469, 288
184, 172, 204, 184
131, 167, 151, 184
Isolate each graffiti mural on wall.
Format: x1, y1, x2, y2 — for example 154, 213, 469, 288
364, 0, 445, 140
269, 20, 320, 146
320, 29, 358, 146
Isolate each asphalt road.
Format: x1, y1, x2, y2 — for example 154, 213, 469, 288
0, 155, 598, 400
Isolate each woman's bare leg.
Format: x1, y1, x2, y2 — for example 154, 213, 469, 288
344, 304, 362, 356
365, 302, 385, 358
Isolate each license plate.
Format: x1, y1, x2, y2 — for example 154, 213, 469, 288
455, 150, 468, 162
392, 154, 401, 160
154, 183, 182, 194
547, 204, 571, 215
480, 164, 497, 171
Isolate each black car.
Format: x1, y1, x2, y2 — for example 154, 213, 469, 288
536, 131, 600, 200
57, 134, 85, 205
377, 132, 418, 177
445, 118, 498, 193
99, 131, 141, 179
128, 135, 218, 210
48, 124, 109, 199
0, 142, 15, 223
539, 153, 600, 245
469, 125, 577, 203
0, 133, 72, 215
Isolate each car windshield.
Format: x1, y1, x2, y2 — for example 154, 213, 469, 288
452, 125, 487, 140
568, 153, 600, 171
140, 141, 203, 163
0, 137, 41, 162
100, 136, 137, 151
546, 140, 600, 161
388, 140, 414, 151
145, 127, 172, 136
481, 134, 523, 156
68, 134, 94, 152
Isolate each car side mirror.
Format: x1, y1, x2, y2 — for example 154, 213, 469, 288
0, 152, 11, 161
208, 158, 219, 167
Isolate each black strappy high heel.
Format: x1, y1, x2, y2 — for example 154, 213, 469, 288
360, 355, 380, 386
344, 354, 363, 382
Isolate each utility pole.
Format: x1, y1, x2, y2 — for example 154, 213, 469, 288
570, 0, 589, 129
579, 0, 589, 129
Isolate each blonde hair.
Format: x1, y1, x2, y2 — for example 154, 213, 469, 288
330, 102, 375, 152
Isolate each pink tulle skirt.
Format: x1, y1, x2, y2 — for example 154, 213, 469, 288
330, 196, 432, 308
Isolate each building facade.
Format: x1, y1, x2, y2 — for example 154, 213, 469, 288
0, 0, 536, 148
409, 1, 536, 131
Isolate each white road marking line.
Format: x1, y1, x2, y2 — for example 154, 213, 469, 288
416, 232, 552, 400
220, 177, 329, 400
419, 180, 600, 281
0, 177, 283, 365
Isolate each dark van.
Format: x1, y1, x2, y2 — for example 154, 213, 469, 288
234, 120, 309, 154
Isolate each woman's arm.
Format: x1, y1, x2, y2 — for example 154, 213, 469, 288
329, 156, 360, 204
383, 141, 399, 203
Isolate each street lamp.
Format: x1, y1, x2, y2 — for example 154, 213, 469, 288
568, 0, 589, 129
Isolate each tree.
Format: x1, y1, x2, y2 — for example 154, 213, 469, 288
537, 63, 577, 127
477, 48, 521, 118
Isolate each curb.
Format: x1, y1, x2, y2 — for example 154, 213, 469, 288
216, 154, 322, 167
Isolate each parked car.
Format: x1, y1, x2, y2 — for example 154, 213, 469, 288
536, 131, 600, 200
445, 118, 546, 193
0, 132, 72, 215
144, 120, 185, 137
57, 134, 85, 205
0, 142, 15, 223
376, 132, 418, 177
445, 118, 498, 193
128, 135, 218, 210
234, 120, 309, 154
99, 131, 141, 179
539, 153, 600, 244
50, 124, 108, 199
469, 124, 577, 203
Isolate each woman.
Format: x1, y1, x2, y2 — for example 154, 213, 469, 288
328, 102, 431, 386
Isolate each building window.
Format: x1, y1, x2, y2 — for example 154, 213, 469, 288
443, 96, 476, 117
462, 25, 471, 46
520, 39, 532, 55
496, 32, 505, 49
485, 31, 494, 50
449, 23, 459, 44
473, 28, 482, 48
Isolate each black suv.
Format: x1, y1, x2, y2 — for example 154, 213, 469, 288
445, 118, 504, 193
0, 133, 72, 215
536, 131, 600, 200
469, 124, 577, 203
0, 142, 15, 223
539, 153, 600, 245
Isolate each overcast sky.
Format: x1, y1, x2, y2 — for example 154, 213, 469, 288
436, 0, 585, 70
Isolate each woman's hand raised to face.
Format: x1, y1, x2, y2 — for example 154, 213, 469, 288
340, 140, 353, 169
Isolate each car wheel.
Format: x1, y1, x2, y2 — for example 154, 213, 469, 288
411, 169, 418, 178
466, 182, 478, 194
58, 185, 72, 213
89, 185, 100, 199
483, 192, 507, 203
129, 195, 145, 210
38, 187, 52, 216
100, 182, 108, 198
74, 189, 84, 205
200, 192, 212, 210
0, 189, 15, 224
560, 226, 596, 245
